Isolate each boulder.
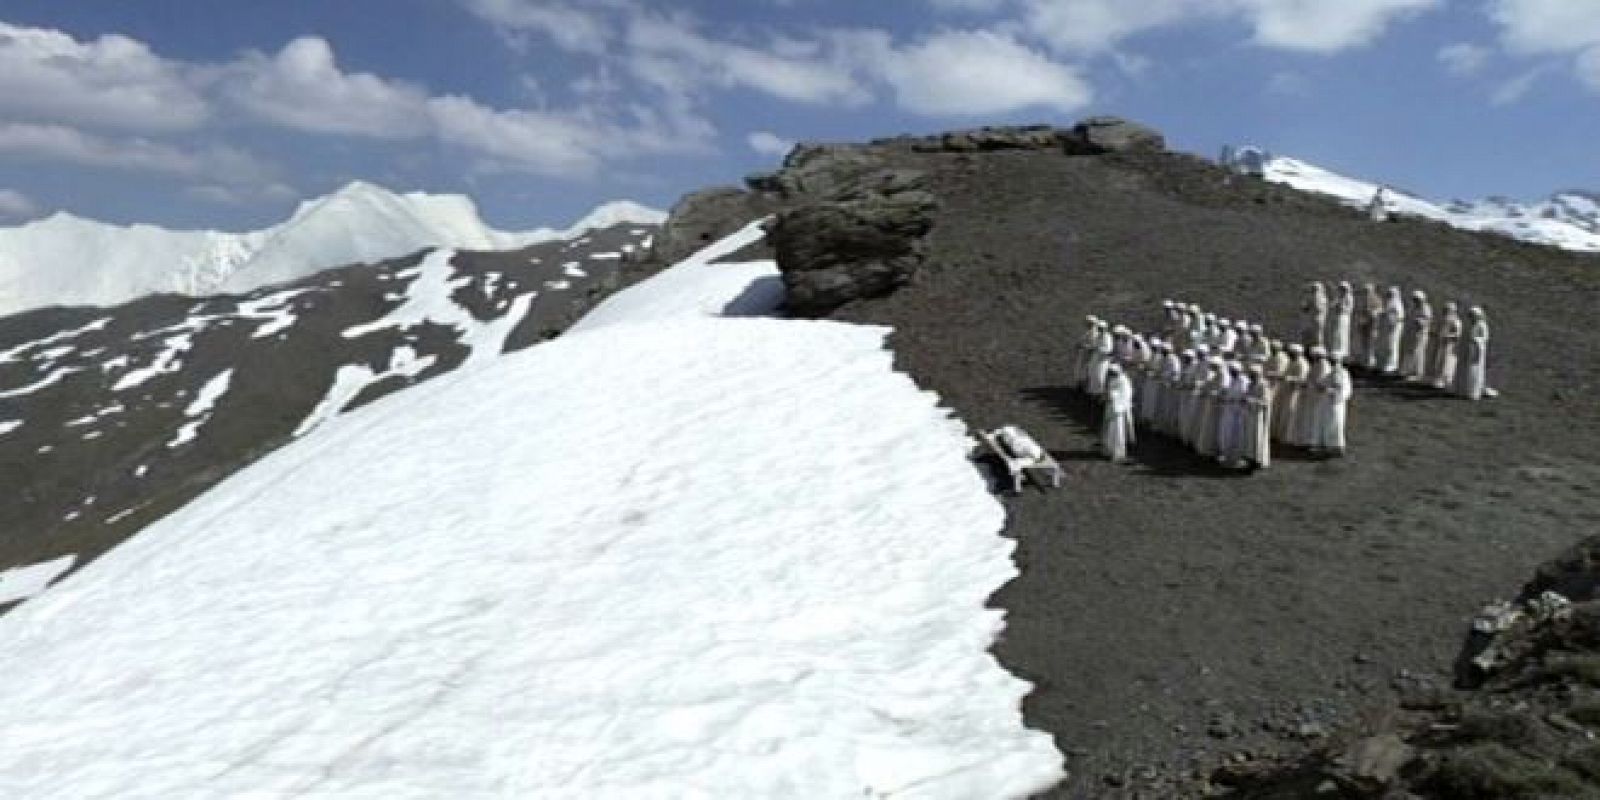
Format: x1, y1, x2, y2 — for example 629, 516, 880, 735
651, 186, 782, 265
1073, 116, 1166, 154
767, 190, 938, 317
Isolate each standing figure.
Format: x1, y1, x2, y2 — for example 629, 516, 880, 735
1216, 319, 1239, 355
1160, 346, 1186, 436
1401, 290, 1433, 380
1265, 339, 1289, 382
1313, 351, 1353, 456
1329, 282, 1355, 363
1243, 364, 1273, 469
1072, 315, 1100, 390
1294, 346, 1331, 446
1432, 302, 1462, 389
1203, 314, 1221, 349
1246, 323, 1272, 364
1102, 364, 1136, 462
1162, 301, 1183, 340
1379, 286, 1406, 374
1455, 306, 1490, 400
1301, 281, 1329, 349
1181, 345, 1212, 445
1274, 344, 1308, 443
1358, 283, 1383, 369
1130, 336, 1153, 424
1086, 320, 1114, 398
1186, 305, 1207, 352
1217, 362, 1250, 465
1193, 358, 1228, 458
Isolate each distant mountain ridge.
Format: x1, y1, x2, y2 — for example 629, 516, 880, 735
1261, 156, 1600, 253
0, 183, 665, 317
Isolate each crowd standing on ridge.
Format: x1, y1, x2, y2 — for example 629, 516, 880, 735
1068, 286, 1491, 471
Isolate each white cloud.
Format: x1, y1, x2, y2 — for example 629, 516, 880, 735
927, 0, 1437, 54
747, 131, 795, 157
1489, 0, 1600, 54
1491, 66, 1546, 105
0, 22, 208, 132
0, 189, 38, 220
1486, 0, 1600, 94
222, 37, 433, 138
0, 122, 279, 186
1579, 46, 1600, 92
461, 0, 613, 53
1236, 0, 1438, 53
1265, 70, 1311, 96
1438, 42, 1492, 76
867, 30, 1093, 115
625, 16, 868, 105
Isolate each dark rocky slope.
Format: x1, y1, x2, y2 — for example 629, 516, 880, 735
741, 121, 1600, 796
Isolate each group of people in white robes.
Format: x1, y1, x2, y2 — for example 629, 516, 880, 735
1298, 281, 1491, 400
1071, 301, 1354, 468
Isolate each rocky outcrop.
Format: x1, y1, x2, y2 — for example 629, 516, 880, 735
1218, 534, 1600, 799
651, 186, 783, 266
1073, 115, 1166, 153
766, 188, 937, 317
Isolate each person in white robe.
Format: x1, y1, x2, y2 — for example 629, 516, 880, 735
1181, 345, 1212, 445
1102, 364, 1136, 462
1455, 306, 1490, 400
1160, 346, 1186, 436
1312, 351, 1352, 456
1358, 283, 1383, 369
1086, 320, 1114, 398
1072, 315, 1100, 390
1243, 364, 1273, 469
1401, 290, 1433, 380
1329, 282, 1354, 363
1194, 358, 1227, 457
1216, 319, 1240, 354
1274, 344, 1307, 443
1162, 301, 1182, 340
1294, 346, 1330, 446
1186, 305, 1207, 352
1203, 313, 1221, 349
1432, 302, 1462, 389
1139, 340, 1164, 428
1217, 361, 1250, 465
1246, 323, 1272, 364
1265, 339, 1289, 382
1379, 286, 1406, 374
1302, 281, 1329, 349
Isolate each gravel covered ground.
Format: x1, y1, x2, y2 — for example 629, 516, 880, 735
825, 145, 1600, 796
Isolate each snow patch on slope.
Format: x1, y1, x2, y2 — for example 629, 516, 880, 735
1265, 157, 1600, 253
0, 556, 74, 605
0, 227, 1062, 798
166, 369, 233, 448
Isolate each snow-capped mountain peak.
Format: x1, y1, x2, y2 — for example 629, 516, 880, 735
0, 184, 666, 317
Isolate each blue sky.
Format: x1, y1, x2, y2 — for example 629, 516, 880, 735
0, 0, 1596, 231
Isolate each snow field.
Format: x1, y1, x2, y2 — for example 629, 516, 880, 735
0, 556, 76, 605
1266, 157, 1600, 253
0, 224, 1063, 797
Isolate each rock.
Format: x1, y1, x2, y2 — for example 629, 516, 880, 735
651, 186, 782, 266
1523, 534, 1600, 603
1342, 733, 1412, 788
1074, 116, 1167, 154
767, 190, 938, 317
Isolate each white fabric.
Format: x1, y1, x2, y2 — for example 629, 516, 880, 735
1217, 373, 1250, 462
1358, 285, 1383, 369
1379, 290, 1405, 373
1244, 375, 1272, 467
1293, 358, 1329, 446
1273, 354, 1307, 443
1432, 308, 1462, 389
1194, 368, 1227, 457
1102, 372, 1135, 461
996, 425, 1044, 463
1456, 317, 1489, 400
1314, 364, 1353, 450
1401, 298, 1432, 378
1087, 330, 1114, 395
1302, 283, 1329, 348
1329, 287, 1354, 361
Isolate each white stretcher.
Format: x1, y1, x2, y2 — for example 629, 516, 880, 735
979, 426, 1063, 494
